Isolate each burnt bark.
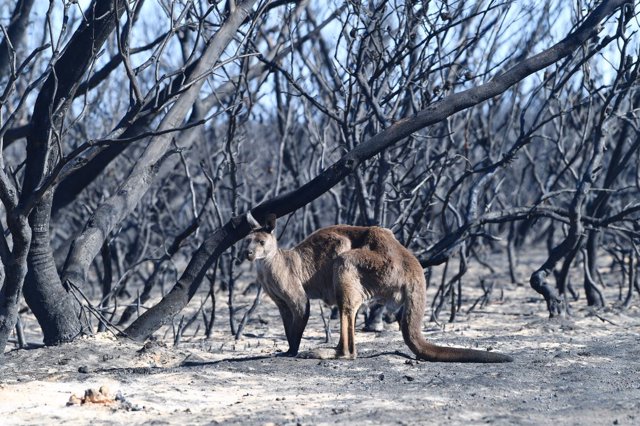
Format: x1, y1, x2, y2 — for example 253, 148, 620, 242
23, 190, 83, 345
0, 214, 31, 355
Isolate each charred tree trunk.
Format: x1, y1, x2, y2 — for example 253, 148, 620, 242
23, 191, 83, 345
583, 231, 606, 306
0, 214, 31, 355
17, 0, 128, 345
530, 237, 575, 316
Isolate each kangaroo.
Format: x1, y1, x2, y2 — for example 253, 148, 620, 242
244, 213, 512, 363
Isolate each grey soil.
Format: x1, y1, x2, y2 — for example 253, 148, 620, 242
2, 256, 639, 425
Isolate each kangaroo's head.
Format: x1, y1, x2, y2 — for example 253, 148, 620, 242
245, 213, 277, 261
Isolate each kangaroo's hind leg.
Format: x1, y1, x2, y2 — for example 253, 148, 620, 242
333, 251, 370, 359
334, 248, 393, 359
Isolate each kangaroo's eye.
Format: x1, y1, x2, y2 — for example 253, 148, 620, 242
259, 240, 265, 246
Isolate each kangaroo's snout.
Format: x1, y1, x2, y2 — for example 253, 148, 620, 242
246, 249, 255, 261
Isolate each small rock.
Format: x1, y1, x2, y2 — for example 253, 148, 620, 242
404, 375, 415, 382
115, 391, 143, 411
78, 366, 90, 374
67, 394, 82, 406
378, 373, 384, 381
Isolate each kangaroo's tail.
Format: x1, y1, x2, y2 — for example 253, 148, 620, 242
401, 280, 513, 363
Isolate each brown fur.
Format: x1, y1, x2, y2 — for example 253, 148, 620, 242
245, 219, 512, 363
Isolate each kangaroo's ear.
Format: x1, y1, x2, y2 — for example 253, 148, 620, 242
246, 211, 262, 230
264, 214, 277, 234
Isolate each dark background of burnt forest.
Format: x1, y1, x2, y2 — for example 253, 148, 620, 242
1, 0, 639, 354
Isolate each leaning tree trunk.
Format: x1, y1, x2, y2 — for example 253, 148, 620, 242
125, 0, 633, 341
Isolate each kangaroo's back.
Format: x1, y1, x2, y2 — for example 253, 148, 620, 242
293, 225, 395, 303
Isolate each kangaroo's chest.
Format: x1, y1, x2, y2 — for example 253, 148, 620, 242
257, 259, 339, 306
257, 264, 288, 298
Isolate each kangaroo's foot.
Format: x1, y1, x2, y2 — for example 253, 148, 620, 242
274, 349, 298, 357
